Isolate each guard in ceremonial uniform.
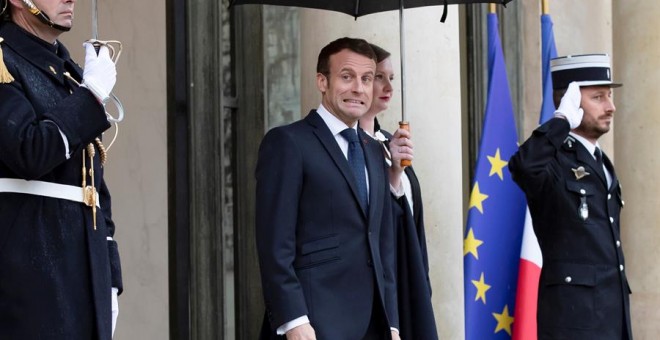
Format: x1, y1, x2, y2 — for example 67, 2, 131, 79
0, 0, 122, 339
509, 54, 632, 340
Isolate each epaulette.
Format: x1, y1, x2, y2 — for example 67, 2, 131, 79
563, 135, 576, 149
0, 36, 14, 83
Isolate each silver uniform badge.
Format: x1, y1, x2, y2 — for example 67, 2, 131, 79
572, 166, 590, 180
579, 197, 589, 220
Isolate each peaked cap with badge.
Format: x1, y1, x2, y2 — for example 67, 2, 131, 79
551, 53, 622, 90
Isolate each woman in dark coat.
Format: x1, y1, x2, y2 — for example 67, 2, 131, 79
359, 43, 438, 340
0, 2, 122, 339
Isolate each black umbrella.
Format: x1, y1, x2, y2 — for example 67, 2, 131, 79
232, 0, 513, 167
231, 0, 512, 123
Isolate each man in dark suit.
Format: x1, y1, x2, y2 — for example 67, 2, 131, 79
509, 54, 632, 340
256, 37, 400, 340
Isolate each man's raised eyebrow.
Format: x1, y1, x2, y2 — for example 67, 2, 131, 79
339, 67, 357, 74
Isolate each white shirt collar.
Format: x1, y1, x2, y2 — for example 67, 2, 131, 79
316, 104, 356, 136
569, 132, 601, 159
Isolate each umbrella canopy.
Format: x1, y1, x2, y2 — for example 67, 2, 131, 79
231, 0, 515, 123
231, 0, 513, 18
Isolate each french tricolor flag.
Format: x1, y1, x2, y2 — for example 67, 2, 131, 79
512, 11, 557, 340
512, 209, 542, 340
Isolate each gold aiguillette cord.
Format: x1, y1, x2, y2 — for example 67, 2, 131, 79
82, 144, 97, 230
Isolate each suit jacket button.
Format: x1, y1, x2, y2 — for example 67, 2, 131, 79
616, 240, 621, 247
367, 259, 373, 267
609, 217, 614, 223
564, 276, 572, 283
620, 265, 624, 272
608, 194, 612, 200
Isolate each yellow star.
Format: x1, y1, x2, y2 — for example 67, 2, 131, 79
472, 272, 491, 304
463, 228, 483, 259
469, 182, 489, 214
492, 305, 515, 336
487, 148, 508, 180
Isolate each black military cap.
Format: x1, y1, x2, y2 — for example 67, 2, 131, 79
551, 54, 622, 90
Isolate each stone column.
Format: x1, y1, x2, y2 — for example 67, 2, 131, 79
300, 7, 464, 339
613, 1, 660, 337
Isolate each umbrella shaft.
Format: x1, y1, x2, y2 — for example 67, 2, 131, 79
399, 0, 407, 122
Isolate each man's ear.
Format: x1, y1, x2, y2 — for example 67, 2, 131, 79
316, 73, 327, 93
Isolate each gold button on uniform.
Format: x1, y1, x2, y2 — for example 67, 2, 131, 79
49, 65, 57, 75
564, 276, 572, 283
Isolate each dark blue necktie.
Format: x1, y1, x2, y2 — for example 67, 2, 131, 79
594, 147, 604, 167
340, 128, 368, 211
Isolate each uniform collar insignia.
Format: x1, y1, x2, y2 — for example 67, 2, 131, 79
564, 135, 576, 149
572, 166, 590, 180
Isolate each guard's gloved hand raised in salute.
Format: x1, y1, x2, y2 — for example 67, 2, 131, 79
554, 81, 583, 129
82, 42, 117, 104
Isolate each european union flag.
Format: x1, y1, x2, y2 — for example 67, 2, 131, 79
464, 13, 527, 340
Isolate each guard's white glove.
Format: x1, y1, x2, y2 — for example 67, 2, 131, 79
82, 43, 117, 103
554, 81, 583, 129
111, 287, 119, 337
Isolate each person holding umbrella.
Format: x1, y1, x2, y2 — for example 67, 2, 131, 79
358, 43, 438, 340
0, 0, 122, 339
256, 37, 400, 339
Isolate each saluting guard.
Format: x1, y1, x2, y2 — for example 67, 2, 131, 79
509, 54, 632, 340
0, 0, 122, 338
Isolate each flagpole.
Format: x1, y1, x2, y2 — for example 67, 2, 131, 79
489, 3, 496, 13
542, 0, 549, 15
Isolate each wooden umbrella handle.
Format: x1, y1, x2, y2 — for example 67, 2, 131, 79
399, 121, 412, 167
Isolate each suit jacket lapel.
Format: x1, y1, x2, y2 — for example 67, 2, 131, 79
306, 111, 367, 217
602, 152, 618, 191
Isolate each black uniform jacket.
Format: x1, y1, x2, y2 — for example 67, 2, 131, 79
0, 22, 122, 340
381, 129, 438, 340
256, 110, 398, 339
509, 118, 632, 340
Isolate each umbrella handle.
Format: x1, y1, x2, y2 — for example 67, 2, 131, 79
399, 121, 412, 167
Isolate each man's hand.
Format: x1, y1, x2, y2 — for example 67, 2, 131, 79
554, 81, 583, 129
286, 323, 316, 340
388, 128, 414, 189
391, 330, 402, 340
82, 43, 117, 103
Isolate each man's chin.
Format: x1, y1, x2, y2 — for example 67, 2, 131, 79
343, 107, 368, 118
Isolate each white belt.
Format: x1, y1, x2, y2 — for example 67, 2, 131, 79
0, 178, 100, 207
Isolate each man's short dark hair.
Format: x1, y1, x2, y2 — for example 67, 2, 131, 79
369, 43, 391, 64
316, 37, 376, 77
